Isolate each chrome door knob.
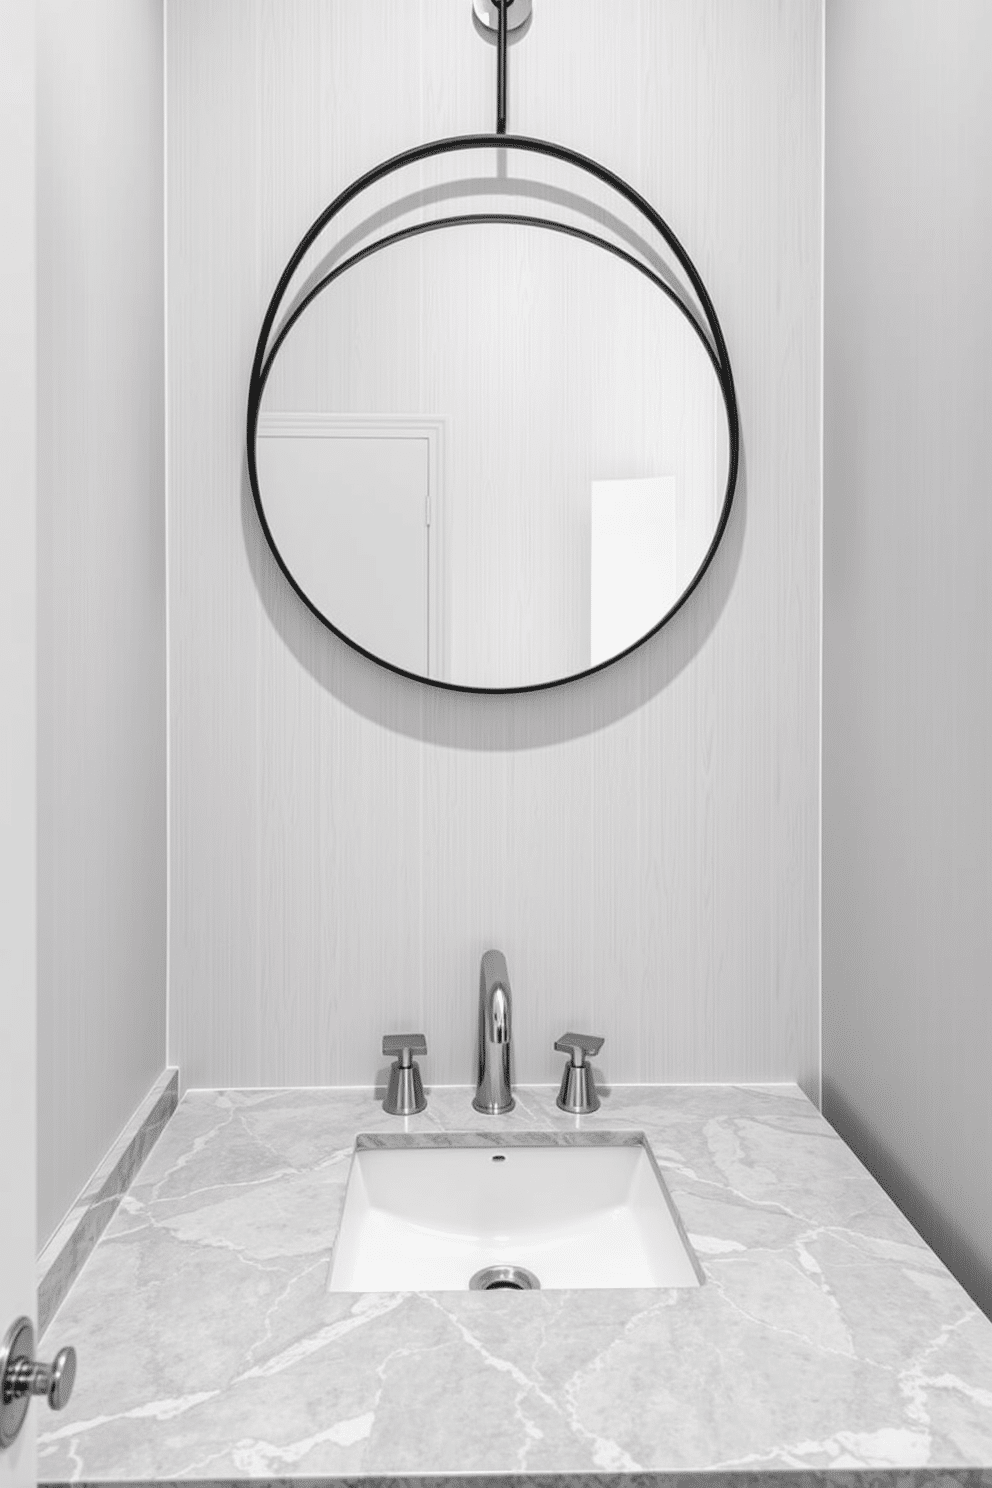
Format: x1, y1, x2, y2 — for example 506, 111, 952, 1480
9, 1346, 76, 1410
1, 1317, 76, 1449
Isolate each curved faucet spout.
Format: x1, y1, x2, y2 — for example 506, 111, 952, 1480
488, 982, 510, 1043
473, 949, 514, 1114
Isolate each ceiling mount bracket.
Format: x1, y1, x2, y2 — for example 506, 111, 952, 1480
472, 0, 532, 35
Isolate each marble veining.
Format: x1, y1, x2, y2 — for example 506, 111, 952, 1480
37, 1069, 179, 1339
37, 1084, 992, 1485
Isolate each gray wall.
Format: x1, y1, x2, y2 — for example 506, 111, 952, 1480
168, 0, 823, 1093
36, 0, 168, 1248
823, 0, 992, 1314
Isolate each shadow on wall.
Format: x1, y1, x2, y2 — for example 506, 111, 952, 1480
239, 438, 747, 752
287, 175, 697, 336
823, 1076, 992, 1322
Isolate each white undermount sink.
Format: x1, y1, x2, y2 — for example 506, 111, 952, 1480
327, 1133, 703, 1292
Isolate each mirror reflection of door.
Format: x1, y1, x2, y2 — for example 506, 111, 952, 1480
254, 212, 732, 691
256, 416, 442, 677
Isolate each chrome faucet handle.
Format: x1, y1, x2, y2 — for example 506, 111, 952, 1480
554, 1032, 604, 1114
382, 1033, 427, 1115
382, 1033, 427, 1060
554, 1032, 604, 1063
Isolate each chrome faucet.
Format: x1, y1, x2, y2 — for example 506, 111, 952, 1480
472, 949, 514, 1114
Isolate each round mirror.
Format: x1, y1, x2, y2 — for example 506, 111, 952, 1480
248, 139, 738, 692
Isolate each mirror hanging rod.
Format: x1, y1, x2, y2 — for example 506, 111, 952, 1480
474, 0, 532, 134
496, 0, 509, 134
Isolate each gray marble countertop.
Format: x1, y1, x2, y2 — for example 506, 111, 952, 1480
38, 1083, 992, 1486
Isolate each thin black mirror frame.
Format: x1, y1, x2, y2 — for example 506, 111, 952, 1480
246, 132, 741, 695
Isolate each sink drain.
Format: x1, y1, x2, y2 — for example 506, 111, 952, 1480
469, 1265, 541, 1291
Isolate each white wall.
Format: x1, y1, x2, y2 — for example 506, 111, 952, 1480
36, 0, 168, 1247
0, 3, 39, 1478
823, 0, 992, 1314
168, 0, 823, 1094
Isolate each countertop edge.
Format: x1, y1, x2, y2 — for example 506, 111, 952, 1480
39, 1469, 992, 1488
